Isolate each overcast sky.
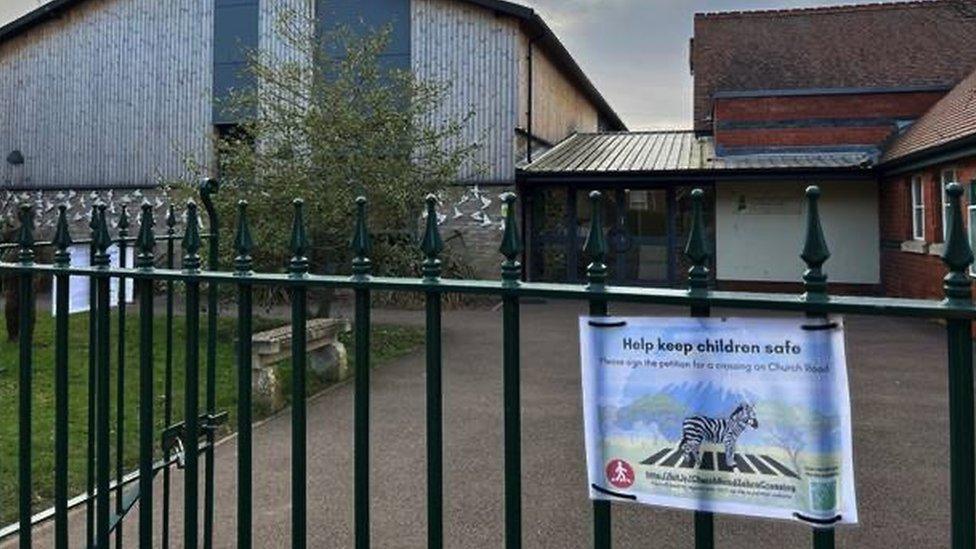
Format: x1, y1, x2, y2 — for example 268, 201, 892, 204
1, 0, 902, 130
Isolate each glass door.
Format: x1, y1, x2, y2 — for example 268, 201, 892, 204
618, 188, 672, 285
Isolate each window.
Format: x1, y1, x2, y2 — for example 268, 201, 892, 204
911, 175, 924, 240
969, 198, 976, 275
941, 168, 958, 240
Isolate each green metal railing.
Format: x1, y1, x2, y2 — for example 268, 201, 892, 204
2, 180, 975, 548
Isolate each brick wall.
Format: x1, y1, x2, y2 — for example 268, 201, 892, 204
879, 158, 976, 300
714, 91, 944, 151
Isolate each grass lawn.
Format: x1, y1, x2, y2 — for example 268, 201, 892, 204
0, 310, 424, 525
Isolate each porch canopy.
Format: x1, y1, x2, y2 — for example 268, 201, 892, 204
516, 131, 879, 288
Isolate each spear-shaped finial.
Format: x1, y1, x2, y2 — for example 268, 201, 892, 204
166, 204, 177, 235
289, 199, 309, 276
234, 200, 254, 274
351, 196, 372, 278
53, 205, 72, 268
684, 188, 710, 292
93, 203, 112, 267
801, 186, 830, 298
499, 192, 522, 284
941, 182, 974, 301
118, 203, 130, 235
584, 191, 608, 286
183, 200, 202, 272
421, 194, 443, 281
136, 202, 156, 270
17, 204, 35, 264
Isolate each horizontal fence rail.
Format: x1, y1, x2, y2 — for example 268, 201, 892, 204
0, 180, 974, 549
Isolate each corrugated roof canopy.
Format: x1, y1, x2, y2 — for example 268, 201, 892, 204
520, 131, 876, 175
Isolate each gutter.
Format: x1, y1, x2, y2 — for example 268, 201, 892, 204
0, 0, 79, 45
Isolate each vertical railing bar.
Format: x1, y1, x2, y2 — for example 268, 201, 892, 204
234, 201, 254, 549
421, 195, 445, 549
94, 203, 113, 548
289, 199, 309, 549
86, 210, 97, 548
351, 196, 372, 549
583, 191, 611, 549
137, 204, 156, 548
500, 193, 523, 549
685, 188, 713, 549
183, 201, 203, 548
940, 182, 975, 549
115, 206, 129, 549
53, 206, 72, 549
200, 179, 220, 549
801, 186, 836, 549
17, 205, 35, 549
162, 205, 176, 549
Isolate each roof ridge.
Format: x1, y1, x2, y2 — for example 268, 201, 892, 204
696, 0, 948, 20
577, 129, 697, 136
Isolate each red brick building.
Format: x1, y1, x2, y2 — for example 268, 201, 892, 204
519, 0, 976, 298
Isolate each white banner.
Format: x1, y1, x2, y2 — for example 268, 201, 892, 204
51, 243, 135, 315
580, 316, 857, 526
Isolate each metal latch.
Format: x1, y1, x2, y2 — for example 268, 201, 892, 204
161, 412, 229, 469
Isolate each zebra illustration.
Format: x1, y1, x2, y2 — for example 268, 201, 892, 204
679, 403, 759, 469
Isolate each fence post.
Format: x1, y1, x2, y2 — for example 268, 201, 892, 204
684, 189, 714, 549
584, 191, 611, 549
289, 199, 310, 549
351, 197, 373, 549
421, 194, 445, 549
199, 178, 220, 549
93, 204, 113, 548
801, 186, 835, 549
941, 182, 975, 549
183, 201, 203, 549
116, 205, 129, 549
53, 206, 72, 549
86, 207, 98, 547
17, 204, 35, 549
163, 204, 177, 549
500, 193, 523, 549
235, 201, 255, 549
135, 203, 157, 548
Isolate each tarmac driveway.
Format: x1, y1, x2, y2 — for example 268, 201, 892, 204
15, 300, 957, 548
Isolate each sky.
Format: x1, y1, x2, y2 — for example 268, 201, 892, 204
0, 0, 903, 130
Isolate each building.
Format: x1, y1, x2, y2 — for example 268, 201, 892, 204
0, 0, 623, 274
518, 0, 976, 295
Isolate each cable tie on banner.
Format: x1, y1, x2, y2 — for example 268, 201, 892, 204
590, 484, 637, 500
588, 320, 627, 329
793, 512, 842, 526
800, 321, 839, 331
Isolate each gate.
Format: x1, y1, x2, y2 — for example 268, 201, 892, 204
2, 180, 975, 548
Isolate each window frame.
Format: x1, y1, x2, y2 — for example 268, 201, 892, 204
911, 175, 925, 241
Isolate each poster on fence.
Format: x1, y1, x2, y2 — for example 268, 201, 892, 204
50, 243, 134, 315
580, 316, 857, 525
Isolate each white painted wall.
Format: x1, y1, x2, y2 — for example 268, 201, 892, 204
715, 180, 880, 284
0, 0, 214, 188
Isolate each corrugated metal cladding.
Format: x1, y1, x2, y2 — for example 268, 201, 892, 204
412, 0, 520, 182
521, 131, 877, 173
0, 0, 213, 189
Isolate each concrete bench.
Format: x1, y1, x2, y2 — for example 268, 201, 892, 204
251, 318, 351, 409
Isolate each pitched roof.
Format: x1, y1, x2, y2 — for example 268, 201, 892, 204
0, 0, 625, 131
881, 67, 976, 164
691, 0, 976, 132
520, 131, 875, 175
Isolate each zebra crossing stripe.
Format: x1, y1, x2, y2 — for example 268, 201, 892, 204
745, 454, 776, 475
733, 453, 755, 474
760, 455, 800, 479
659, 448, 686, 467
641, 447, 673, 466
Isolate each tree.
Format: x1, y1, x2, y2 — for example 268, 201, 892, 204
948, 0, 976, 18
208, 6, 478, 302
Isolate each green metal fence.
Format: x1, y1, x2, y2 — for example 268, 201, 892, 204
2, 179, 975, 549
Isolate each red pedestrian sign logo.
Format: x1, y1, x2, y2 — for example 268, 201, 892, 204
606, 459, 634, 489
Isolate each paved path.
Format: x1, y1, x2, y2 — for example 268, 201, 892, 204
14, 301, 954, 547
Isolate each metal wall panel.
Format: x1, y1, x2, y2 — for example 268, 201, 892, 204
0, 0, 214, 189
411, 0, 520, 182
